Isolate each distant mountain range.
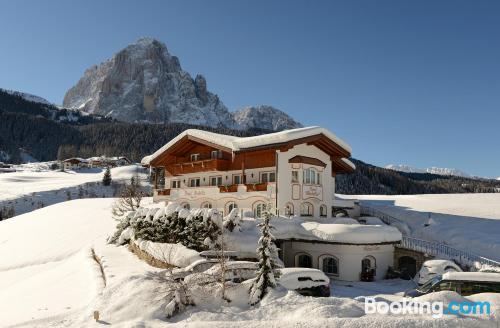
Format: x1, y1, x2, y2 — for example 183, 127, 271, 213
385, 164, 474, 178
63, 37, 301, 130
0, 88, 52, 106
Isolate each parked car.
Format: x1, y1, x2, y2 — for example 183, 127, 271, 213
184, 261, 258, 284
278, 268, 331, 297
404, 272, 500, 297
415, 259, 462, 285
167, 259, 219, 281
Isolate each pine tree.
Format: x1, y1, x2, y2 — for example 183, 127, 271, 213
249, 204, 280, 305
103, 167, 112, 186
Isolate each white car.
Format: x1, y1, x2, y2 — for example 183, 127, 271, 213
167, 259, 219, 281
415, 259, 462, 285
184, 261, 259, 284
278, 267, 331, 297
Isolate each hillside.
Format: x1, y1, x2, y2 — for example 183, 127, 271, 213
1, 89, 499, 195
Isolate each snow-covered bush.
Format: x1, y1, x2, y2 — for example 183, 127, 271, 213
108, 204, 223, 252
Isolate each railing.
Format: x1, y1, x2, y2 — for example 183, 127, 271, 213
360, 205, 412, 235
400, 236, 500, 268
156, 189, 171, 196
166, 158, 230, 175
361, 205, 500, 268
219, 183, 269, 193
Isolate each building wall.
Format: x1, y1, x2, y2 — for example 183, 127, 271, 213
281, 240, 395, 281
277, 144, 335, 218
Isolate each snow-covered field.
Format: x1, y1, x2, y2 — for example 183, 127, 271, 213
355, 193, 500, 262
0, 198, 498, 327
0, 164, 148, 216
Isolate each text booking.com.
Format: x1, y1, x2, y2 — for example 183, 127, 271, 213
364, 297, 491, 318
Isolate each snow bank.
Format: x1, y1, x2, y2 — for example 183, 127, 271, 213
133, 239, 202, 268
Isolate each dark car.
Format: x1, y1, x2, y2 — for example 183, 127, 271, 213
405, 272, 500, 297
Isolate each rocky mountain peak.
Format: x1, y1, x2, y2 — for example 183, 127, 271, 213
63, 38, 303, 130
232, 105, 303, 131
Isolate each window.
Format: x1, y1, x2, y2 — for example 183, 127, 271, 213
303, 168, 321, 185
182, 203, 190, 210
233, 174, 243, 185
296, 253, 312, 268
285, 203, 294, 216
211, 150, 222, 159
189, 178, 200, 187
254, 202, 266, 218
201, 202, 212, 209
210, 176, 223, 186
300, 202, 314, 216
260, 172, 276, 183
291, 170, 299, 183
226, 202, 238, 214
171, 180, 181, 188
320, 205, 327, 217
361, 256, 376, 273
321, 256, 339, 275
190, 153, 200, 161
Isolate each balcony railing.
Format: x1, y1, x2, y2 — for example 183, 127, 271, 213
166, 158, 230, 175
219, 183, 269, 193
157, 189, 171, 196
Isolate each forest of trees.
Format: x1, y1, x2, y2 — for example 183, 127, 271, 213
2, 90, 500, 195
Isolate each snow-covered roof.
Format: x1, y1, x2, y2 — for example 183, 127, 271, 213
341, 158, 356, 170
273, 217, 402, 244
442, 272, 500, 282
141, 155, 152, 165
147, 126, 352, 165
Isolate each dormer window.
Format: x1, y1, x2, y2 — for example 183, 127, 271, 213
190, 153, 200, 161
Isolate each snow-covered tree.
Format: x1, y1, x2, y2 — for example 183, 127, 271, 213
249, 204, 280, 305
102, 167, 112, 186
112, 174, 144, 218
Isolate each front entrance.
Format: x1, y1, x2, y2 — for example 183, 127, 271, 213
398, 256, 417, 280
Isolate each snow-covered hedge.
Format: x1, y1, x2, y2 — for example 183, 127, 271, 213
133, 239, 202, 268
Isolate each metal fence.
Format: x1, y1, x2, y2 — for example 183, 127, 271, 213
361, 205, 500, 268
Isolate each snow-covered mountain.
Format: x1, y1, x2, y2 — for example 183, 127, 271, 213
232, 105, 303, 131
63, 38, 302, 131
385, 164, 472, 178
0, 88, 51, 105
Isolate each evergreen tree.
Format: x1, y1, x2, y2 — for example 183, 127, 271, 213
249, 204, 280, 305
103, 167, 112, 186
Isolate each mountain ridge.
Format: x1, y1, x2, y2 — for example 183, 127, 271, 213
63, 37, 302, 131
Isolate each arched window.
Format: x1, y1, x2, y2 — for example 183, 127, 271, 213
300, 202, 314, 216
361, 256, 376, 273
201, 202, 212, 209
295, 253, 312, 268
253, 202, 266, 218
320, 255, 339, 275
320, 204, 327, 217
181, 203, 190, 210
284, 203, 294, 216
226, 201, 238, 215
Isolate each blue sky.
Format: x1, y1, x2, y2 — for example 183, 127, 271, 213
1, 1, 499, 177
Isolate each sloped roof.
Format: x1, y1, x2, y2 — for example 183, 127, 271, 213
145, 126, 353, 166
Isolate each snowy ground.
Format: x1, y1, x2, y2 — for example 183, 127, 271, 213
353, 193, 500, 262
0, 164, 148, 217
0, 198, 498, 327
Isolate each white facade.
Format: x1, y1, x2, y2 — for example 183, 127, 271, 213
281, 240, 394, 281
154, 143, 349, 218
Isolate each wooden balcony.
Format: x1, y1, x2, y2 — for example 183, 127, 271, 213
166, 158, 230, 175
219, 183, 269, 193
246, 182, 269, 192
157, 189, 171, 196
